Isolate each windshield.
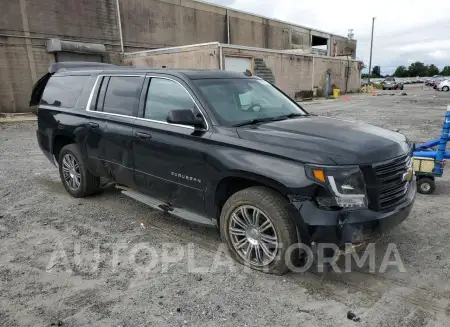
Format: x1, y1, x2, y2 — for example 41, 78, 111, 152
194, 78, 306, 126
385, 77, 395, 81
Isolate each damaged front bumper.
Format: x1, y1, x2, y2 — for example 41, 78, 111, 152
288, 181, 416, 248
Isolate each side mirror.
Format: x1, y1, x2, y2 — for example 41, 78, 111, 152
167, 109, 205, 128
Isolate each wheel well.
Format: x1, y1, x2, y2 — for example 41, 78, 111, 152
214, 177, 287, 221
53, 135, 75, 160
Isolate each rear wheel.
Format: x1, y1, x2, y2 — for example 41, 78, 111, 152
58, 144, 100, 198
220, 186, 298, 275
417, 177, 436, 195
443, 86, 449, 92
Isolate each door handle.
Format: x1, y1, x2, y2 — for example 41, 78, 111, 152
135, 132, 152, 140
88, 122, 99, 129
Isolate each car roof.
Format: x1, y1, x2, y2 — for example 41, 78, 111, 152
50, 62, 252, 80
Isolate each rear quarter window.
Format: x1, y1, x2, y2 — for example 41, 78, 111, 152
41, 75, 89, 108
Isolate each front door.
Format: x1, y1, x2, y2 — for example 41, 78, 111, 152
133, 76, 211, 215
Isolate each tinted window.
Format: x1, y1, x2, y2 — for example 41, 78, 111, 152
103, 76, 143, 116
144, 78, 195, 121
41, 76, 89, 108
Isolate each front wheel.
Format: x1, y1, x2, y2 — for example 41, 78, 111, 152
220, 186, 298, 275
417, 178, 436, 195
443, 86, 449, 92
58, 144, 100, 198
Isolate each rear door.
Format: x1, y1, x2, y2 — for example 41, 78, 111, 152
95, 74, 145, 188
133, 75, 211, 215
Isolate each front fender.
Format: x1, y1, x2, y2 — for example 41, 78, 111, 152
204, 148, 318, 219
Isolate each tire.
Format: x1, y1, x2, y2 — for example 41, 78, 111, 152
58, 144, 100, 198
417, 178, 436, 195
220, 186, 298, 275
400, 85, 404, 90
443, 86, 449, 92
382, 87, 386, 90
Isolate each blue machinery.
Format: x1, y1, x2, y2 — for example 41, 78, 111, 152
412, 105, 450, 194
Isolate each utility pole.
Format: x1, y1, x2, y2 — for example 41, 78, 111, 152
368, 17, 376, 84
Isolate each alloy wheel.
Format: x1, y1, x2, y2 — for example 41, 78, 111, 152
229, 205, 278, 266
62, 154, 81, 190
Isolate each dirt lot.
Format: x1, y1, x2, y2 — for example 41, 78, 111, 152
1, 84, 450, 327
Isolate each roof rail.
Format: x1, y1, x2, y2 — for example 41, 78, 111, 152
48, 62, 117, 73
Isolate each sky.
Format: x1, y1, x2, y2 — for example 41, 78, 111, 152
203, 0, 450, 75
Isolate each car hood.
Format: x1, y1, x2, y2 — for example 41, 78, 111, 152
236, 116, 410, 165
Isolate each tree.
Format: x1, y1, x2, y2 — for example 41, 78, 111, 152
408, 61, 427, 77
427, 64, 439, 76
372, 66, 381, 77
393, 65, 408, 77
441, 66, 450, 76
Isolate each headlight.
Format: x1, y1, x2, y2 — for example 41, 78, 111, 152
305, 165, 368, 209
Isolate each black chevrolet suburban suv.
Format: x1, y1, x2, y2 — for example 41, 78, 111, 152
31, 62, 416, 274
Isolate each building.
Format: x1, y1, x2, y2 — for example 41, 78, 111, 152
124, 42, 362, 99
0, 0, 359, 113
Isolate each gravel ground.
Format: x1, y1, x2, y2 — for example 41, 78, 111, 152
1, 84, 450, 327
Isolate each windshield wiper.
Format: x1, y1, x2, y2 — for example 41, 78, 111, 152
233, 117, 284, 127
284, 113, 306, 118
271, 113, 308, 121
233, 113, 308, 127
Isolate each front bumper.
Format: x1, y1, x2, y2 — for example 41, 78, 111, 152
288, 181, 416, 247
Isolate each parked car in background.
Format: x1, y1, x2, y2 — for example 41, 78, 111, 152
425, 75, 440, 86
430, 77, 446, 88
436, 79, 450, 92
382, 77, 404, 90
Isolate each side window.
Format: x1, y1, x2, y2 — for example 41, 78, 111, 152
144, 78, 195, 122
41, 76, 89, 108
102, 76, 143, 116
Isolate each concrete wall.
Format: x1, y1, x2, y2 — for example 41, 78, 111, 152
0, 0, 122, 113
119, 0, 356, 55
0, 0, 356, 113
122, 44, 219, 69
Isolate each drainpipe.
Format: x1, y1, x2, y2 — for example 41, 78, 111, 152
345, 55, 350, 93
219, 43, 223, 70
311, 56, 315, 93
226, 10, 231, 44
116, 0, 124, 53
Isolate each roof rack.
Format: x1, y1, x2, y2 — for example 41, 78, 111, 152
48, 62, 117, 73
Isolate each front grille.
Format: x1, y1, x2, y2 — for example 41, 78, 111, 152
363, 153, 412, 210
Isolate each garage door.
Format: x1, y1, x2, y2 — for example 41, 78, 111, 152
224, 57, 252, 73
56, 52, 102, 63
